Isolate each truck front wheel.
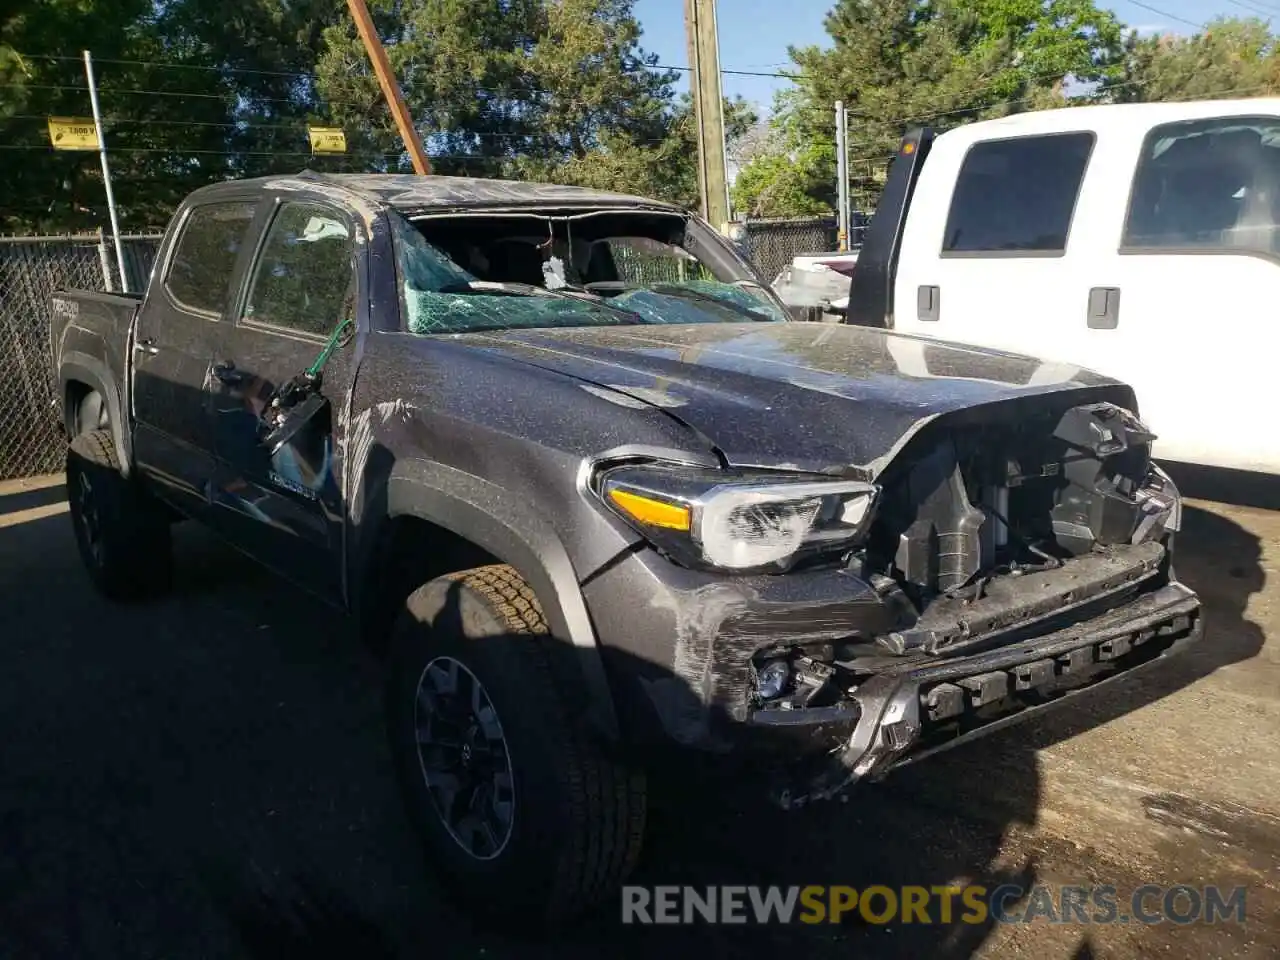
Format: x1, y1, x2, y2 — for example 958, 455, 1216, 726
66, 429, 172, 601
386, 564, 646, 927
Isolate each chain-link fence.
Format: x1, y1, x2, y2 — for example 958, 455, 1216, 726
737, 217, 842, 280
0, 232, 162, 480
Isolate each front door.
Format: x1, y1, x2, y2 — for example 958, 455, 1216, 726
210, 199, 360, 598
132, 200, 259, 516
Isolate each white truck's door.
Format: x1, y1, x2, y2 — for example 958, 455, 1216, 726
893, 126, 1098, 364
1083, 111, 1280, 473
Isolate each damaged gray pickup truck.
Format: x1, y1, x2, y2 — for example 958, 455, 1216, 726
50, 172, 1201, 926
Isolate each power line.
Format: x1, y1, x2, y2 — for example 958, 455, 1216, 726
0, 144, 488, 161
832, 72, 1147, 149
1222, 0, 1280, 19
0, 80, 365, 107
13, 50, 811, 83
12, 53, 316, 79
844, 77, 1280, 156
1118, 0, 1205, 30
658, 64, 804, 80
1, 113, 673, 144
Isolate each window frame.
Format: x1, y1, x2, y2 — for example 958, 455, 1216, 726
160, 199, 260, 319
939, 130, 1097, 260
1119, 113, 1280, 265
235, 198, 359, 343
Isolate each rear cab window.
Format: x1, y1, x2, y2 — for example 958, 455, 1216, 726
1123, 115, 1280, 257
942, 132, 1095, 256
163, 201, 257, 316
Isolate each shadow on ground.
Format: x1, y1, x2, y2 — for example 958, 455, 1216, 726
0, 466, 1266, 959
1163, 461, 1280, 512
0, 481, 66, 515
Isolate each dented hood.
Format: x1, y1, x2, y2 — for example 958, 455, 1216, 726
461, 322, 1133, 477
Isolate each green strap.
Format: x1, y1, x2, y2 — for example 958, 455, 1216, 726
306, 317, 353, 379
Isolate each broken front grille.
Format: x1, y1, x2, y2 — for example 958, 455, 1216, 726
909, 603, 1198, 755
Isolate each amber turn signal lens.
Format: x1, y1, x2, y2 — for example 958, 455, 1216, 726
607, 488, 692, 531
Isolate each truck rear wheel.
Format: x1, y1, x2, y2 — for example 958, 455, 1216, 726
386, 564, 646, 927
66, 429, 172, 601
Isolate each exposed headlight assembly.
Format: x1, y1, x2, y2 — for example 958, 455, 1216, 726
595, 461, 879, 573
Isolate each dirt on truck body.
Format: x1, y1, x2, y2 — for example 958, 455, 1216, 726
48, 171, 1200, 928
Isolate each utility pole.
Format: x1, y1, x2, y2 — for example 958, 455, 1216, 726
346, 0, 431, 175
835, 100, 850, 252
684, 0, 730, 231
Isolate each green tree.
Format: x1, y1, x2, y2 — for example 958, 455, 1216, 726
529, 94, 758, 209
735, 0, 1125, 217
2, 0, 747, 231
1109, 17, 1280, 104
0, 0, 355, 231
313, 0, 694, 197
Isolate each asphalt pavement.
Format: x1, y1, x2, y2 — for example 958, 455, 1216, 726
1, 470, 1277, 959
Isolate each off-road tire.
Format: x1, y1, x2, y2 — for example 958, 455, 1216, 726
66, 429, 173, 601
387, 564, 646, 928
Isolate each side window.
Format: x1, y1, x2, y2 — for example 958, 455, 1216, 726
942, 132, 1095, 255
1123, 116, 1280, 256
164, 202, 257, 315
242, 202, 356, 337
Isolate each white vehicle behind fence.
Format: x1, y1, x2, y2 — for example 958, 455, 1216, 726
846, 98, 1280, 476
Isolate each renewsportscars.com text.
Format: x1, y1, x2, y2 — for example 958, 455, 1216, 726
621, 884, 1248, 926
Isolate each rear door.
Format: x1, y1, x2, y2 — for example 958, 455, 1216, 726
132, 199, 259, 516
209, 198, 361, 597
1086, 113, 1280, 472
893, 129, 1097, 365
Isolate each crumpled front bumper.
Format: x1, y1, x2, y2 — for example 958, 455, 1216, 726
758, 580, 1203, 808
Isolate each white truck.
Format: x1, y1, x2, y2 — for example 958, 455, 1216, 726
846, 99, 1280, 475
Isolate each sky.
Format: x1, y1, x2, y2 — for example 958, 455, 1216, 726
632, 0, 1271, 115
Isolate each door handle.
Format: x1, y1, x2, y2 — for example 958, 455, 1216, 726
133, 337, 159, 356
1087, 287, 1120, 329
213, 360, 244, 384
917, 285, 940, 322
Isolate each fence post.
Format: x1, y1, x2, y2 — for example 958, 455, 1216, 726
96, 226, 114, 292
83, 50, 129, 293
835, 101, 850, 252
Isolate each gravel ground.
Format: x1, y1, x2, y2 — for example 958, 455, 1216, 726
1, 468, 1277, 959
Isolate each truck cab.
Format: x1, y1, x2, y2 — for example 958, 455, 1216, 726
848, 99, 1280, 475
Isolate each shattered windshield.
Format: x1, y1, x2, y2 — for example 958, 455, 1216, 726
391, 212, 787, 335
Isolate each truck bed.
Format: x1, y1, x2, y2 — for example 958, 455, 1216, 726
49, 288, 142, 445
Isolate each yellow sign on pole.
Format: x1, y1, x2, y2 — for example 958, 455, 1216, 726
48, 117, 101, 151
308, 126, 347, 155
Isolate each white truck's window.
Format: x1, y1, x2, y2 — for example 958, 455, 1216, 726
242, 202, 355, 337
942, 133, 1094, 255
164, 202, 256, 315
1123, 116, 1280, 256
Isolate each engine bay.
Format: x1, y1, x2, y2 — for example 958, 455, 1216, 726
750, 400, 1184, 709
745, 400, 1187, 736
865, 400, 1180, 627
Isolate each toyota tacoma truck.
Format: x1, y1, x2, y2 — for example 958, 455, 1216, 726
50, 172, 1201, 926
